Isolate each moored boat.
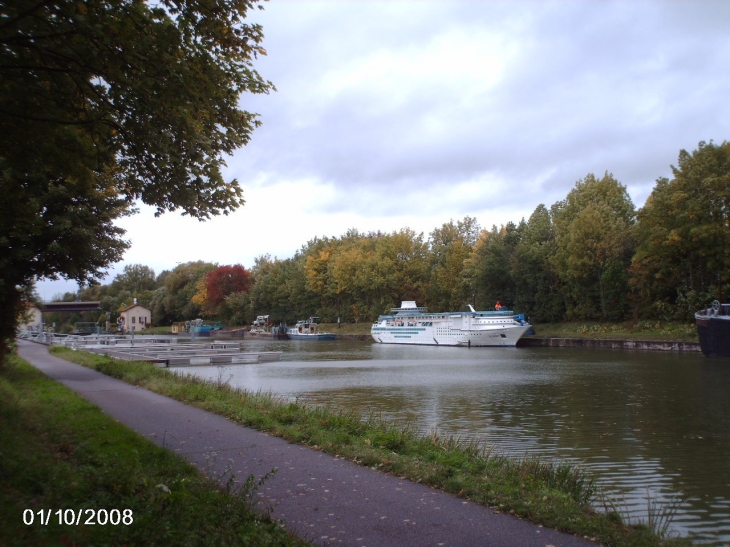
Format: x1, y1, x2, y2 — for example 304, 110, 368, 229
287, 317, 336, 340
371, 301, 531, 347
695, 300, 730, 358
248, 315, 288, 339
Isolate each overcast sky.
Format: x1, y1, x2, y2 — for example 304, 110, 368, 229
37, 0, 730, 299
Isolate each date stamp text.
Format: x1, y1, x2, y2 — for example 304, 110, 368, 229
23, 509, 133, 526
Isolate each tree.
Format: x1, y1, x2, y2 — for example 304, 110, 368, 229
427, 217, 480, 311
328, 229, 429, 321
551, 173, 636, 320
303, 237, 340, 319
222, 290, 253, 326
466, 222, 521, 311
632, 141, 730, 319
204, 264, 252, 315
248, 254, 309, 324
0, 0, 273, 359
372, 228, 429, 312
158, 262, 217, 322
510, 205, 564, 322
113, 264, 157, 295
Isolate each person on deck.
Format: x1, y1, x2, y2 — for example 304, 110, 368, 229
495, 301, 503, 310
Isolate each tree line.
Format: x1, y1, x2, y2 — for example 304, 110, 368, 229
65, 141, 729, 329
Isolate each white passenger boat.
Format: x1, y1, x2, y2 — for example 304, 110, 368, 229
371, 301, 531, 347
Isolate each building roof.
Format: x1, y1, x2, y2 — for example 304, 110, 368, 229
119, 303, 151, 313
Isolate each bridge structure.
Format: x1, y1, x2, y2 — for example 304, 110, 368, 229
39, 301, 102, 313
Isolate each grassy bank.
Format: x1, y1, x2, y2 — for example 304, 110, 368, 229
49, 346, 691, 547
528, 321, 697, 343
143, 325, 174, 335
319, 322, 373, 335
0, 354, 310, 547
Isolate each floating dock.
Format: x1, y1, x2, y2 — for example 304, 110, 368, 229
47, 334, 282, 366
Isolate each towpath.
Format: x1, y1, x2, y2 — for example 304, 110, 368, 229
18, 340, 594, 547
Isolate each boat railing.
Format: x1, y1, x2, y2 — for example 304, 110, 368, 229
472, 310, 515, 317
391, 308, 428, 315
698, 301, 730, 317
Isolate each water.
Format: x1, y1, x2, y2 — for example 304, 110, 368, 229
179, 339, 730, 545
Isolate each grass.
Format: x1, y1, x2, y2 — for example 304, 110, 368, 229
139, 326, 173, 335
47, 345, 693, 547
0, 354, 311, 547
319, 322, 373, 335
529, 321, 698, 343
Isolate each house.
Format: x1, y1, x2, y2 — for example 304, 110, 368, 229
118, 303, 152, 333
19, 303, 43, 332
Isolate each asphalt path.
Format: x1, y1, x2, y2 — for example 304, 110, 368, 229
17, 340, 595, 547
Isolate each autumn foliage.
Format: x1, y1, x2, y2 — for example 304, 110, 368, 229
206, 265, 252, 309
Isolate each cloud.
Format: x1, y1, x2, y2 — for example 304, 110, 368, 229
233, 0, 729, 220
37, 0, 730, 296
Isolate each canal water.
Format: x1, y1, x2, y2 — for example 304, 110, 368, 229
179, 340, 730, 545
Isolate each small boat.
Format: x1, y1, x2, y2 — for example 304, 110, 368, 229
247, 326, 289, 339
371, 301, 531, 347
287, 317, 336, 340
695, 300, 730, 358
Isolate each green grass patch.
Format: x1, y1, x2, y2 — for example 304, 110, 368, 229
530, 321, 698, 343
319, 322, 372, 335
0, 354, 310, 547
141, 326, 174, 335
49, 346, 693, 547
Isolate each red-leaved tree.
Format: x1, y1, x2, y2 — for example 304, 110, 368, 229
205, 265, 252, 313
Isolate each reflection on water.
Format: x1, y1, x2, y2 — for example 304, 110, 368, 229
179, 340, 730, 545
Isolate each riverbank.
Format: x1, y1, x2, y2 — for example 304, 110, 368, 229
518, 337, 701, 352
527, 321, 698, 343
0, 354, 309, 547
37, 344, 691, 547
149, 319, 700, 347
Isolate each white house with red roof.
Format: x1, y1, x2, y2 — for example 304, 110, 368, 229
118, 302, 151, 333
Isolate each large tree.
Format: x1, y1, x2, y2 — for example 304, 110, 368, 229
152, 261, 216, 323
511, 205, 564, 322
248, 254, 309, 324
465, 222, 520, 311
0, 0, 273, 358
426, 216, 480, 312
632, 141, 730, 319
204, 264, 252, 315
551, 173, 636, 320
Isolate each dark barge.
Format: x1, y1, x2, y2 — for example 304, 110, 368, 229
695, 300, 730, 358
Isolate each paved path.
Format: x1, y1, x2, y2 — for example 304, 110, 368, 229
18, 340, 594, 547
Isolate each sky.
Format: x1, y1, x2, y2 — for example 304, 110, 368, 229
36, 0, 730, 299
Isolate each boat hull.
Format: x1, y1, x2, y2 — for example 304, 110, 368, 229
247, 330, 289, 339
287, 333, 336, 341
371, 324, 530, 347
695, 314, 730, 358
